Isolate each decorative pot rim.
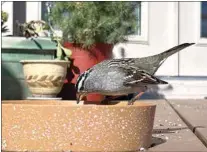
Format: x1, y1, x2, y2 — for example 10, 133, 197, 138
20, 60, 70, 64
2, 100, 156, 108
2, 100, 156, 151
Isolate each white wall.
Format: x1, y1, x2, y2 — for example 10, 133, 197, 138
2, 2, 13, 35
114, 2, 207, 77
114, 2, 180, 76
179, 2, 207, 76
26, 2, 42, 22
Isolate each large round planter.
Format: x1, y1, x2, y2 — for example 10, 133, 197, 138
20, 60, 69, 98
58, 43, 113, 103
2, 100, 156, 152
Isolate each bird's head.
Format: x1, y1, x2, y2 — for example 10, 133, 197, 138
75, 68, 93, 103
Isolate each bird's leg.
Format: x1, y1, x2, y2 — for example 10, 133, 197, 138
128, 86, 147, 105
128, 92, 145, 105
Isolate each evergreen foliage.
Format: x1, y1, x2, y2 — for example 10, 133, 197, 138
1, 11, 9, 33
50, 2, 139, 48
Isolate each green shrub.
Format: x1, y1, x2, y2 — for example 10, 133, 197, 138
50, 2, 139, 48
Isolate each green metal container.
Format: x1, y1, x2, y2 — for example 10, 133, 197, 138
2, 37, 57, 100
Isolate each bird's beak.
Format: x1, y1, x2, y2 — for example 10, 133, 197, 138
76, 93, 85, 104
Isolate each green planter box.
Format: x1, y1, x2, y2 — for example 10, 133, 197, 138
2, 37, 57, 100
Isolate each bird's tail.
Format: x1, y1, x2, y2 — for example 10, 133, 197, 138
155, 43, 195, 60
140, 43, 195, 75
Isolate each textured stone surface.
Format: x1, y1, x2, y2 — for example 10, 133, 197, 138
168, 99, 207, 129
2, 101, 156, 152
195, 128, 207, 147
148, 100, 206, 151
168, 99, 207, 147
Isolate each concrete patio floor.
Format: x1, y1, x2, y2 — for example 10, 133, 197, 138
148, 99, 207, 151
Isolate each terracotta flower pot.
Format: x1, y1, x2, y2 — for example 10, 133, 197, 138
2, 100, 156, 152
20, 60, 70, 98
58, 43, 113, 103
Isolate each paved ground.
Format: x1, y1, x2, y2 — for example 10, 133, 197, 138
168, 99, 207, 148
148, 99, 207, 151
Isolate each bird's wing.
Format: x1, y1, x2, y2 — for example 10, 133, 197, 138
120, 66, 168, 87
106, 58, 135, 67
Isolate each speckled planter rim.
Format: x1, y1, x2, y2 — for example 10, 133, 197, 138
2, 100, 156, 107
2, 100, 156, 152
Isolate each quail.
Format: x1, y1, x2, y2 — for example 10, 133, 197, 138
76, 43, 195, 105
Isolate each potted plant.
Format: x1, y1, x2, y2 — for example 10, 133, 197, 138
20, 20, 72, 99
16, 20, 50, 38
1, 10, 9, 33
49, 2, 138, 102
2, 20, 61, 100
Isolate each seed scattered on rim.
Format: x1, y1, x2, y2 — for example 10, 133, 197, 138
139, 147, 146, 151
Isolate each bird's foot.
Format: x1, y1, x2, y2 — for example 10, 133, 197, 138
76, 101, 84, 105
76, 100, 80, 104
128, 100, 135, 105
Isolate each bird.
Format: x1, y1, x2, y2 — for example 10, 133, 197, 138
75, 43, 195, 105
